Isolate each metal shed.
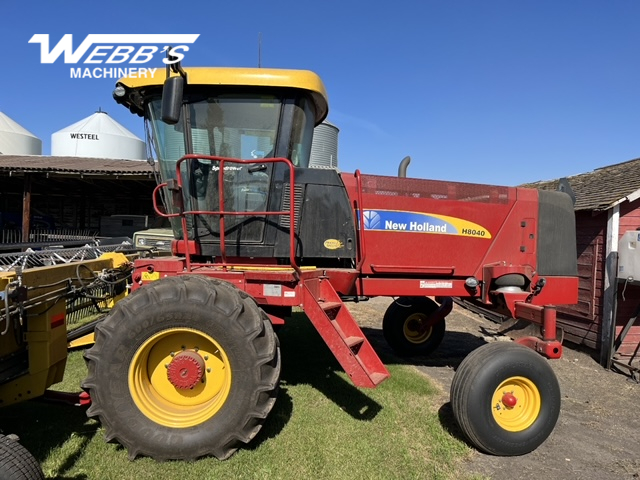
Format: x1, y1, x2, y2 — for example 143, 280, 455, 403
0, 155, 155, 244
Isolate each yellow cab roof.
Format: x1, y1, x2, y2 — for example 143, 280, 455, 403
117, 67, 329, 124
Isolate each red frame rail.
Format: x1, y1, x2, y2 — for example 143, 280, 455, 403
353, 169, 367, 272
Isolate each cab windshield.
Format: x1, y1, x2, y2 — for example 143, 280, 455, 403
145, 91, 315, 242
147, 92, 314, 178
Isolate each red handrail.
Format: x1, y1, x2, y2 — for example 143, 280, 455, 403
354, 169, 367, 271
152, 154, 300, 276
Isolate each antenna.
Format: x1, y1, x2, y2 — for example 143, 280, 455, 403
258, 32, 262, 68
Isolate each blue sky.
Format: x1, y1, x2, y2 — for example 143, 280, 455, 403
1, 0, 639, 186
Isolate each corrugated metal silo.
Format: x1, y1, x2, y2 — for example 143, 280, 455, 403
309, 120, 338, 168
0, 112, 42, 155
51, 110, 145, 160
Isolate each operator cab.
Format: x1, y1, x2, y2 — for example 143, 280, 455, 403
114, 68, 356, 266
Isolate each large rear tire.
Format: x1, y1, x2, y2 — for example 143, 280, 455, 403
450, 342, 560, 456
382, 297, 445, 356
83, 275, 280, 460
0, 434, 44, 480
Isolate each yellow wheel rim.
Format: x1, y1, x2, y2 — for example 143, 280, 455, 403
491, 376, 541, 432
128, 328, 232, 428
403, 313, 433, 344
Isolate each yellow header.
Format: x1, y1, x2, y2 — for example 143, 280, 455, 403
117, 67, 329, 123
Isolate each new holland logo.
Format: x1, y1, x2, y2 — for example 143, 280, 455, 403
363, 210, 381, 230
361, 209, 492, 239
28, 34, 200, 79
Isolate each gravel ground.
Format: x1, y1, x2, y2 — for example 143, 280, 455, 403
346, 297, 640, 480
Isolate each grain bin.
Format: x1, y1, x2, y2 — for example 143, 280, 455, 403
309, 120, 338, 168
51, 110, 145, 160
0, 112, 42, 155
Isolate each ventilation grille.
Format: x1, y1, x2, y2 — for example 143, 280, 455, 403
360, 174, 510, 204
279, 184, 304, 228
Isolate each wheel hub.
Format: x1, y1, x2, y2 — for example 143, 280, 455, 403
408, 318, 427, 333
404, 314, 432, 343
491, 376, 542, 432
501, 392, 517, 408
167, 350, 205, 389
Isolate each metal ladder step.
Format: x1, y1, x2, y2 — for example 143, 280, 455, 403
369, 372, 389, 386
344, 336, 365, 349
320, 301, 342, 312
302, 278, 389, 388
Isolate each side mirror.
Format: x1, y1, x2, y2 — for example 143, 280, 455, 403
161, 76, 184, 125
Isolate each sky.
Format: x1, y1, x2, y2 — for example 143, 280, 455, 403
1, 0, 639, 186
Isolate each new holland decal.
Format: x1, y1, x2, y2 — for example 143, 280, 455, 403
362, 210, 491, 238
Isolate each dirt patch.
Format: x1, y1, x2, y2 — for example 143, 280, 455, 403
347, 297, 640, 480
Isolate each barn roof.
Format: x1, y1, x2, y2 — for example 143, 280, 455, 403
0, 155, 154, 178
524, 157, 640, 212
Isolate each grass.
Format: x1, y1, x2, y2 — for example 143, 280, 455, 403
0, 314, 470, 480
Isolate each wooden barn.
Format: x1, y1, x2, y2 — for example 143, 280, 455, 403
0, 155, 155, 245
528, 158, 640, 369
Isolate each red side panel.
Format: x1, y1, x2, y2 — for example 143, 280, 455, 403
342, 173, 540, 281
